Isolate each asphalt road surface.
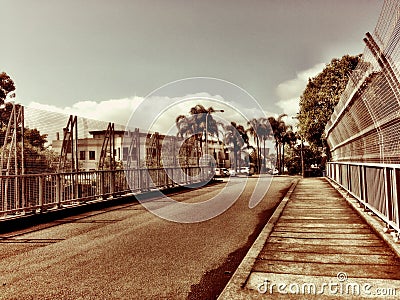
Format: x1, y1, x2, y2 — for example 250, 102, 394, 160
0, 175, 294, 300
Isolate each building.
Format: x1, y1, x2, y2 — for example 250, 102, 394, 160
51, 128, 230, 171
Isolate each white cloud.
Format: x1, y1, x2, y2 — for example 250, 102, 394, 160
27, 92, 272, 136
275, 63, 325, 122
28, 96, 144, 125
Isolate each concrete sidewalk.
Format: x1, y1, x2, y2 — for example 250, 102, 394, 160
218, 177, 400, 299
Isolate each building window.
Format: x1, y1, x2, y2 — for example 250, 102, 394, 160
89, 151, 95, 160
80, 151, 86, 160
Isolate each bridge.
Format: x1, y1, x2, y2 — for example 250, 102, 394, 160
219, 0, 400, 298
1, 0, 400, 298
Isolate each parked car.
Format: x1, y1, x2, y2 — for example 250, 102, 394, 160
239, 166, 253, 176
221, 168, 230, 176
266, 168, 279, 175
214, 168, 226, 177
228, 169, 237, 177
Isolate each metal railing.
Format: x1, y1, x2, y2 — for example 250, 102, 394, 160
0, 166, 212, 218
327, 162, 400, 235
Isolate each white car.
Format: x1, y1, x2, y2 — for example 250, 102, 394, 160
214, 168, 226, 177
228, 169, 237, 176
267, 169, 279, 175
239, 167, 253, 176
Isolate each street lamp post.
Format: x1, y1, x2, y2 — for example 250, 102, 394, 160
292, 115, 305, 178
300, 136, 305, 178
205, 110, 224, 164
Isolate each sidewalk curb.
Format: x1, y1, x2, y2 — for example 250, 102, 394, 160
217, 178, 300, 299
325, 177, 400, 259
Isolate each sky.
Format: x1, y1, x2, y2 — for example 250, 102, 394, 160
0, 0, 383, 130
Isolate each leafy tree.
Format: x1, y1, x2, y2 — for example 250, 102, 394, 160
0, 103, 47, 150
285, 144, 323, 176
24, 128, 48, 150
0, 72, 16, 105
297, 55, 360, 152
0, 73, 52, 173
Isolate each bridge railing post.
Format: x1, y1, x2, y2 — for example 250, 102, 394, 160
38, 175, 44, 212
100, 171, 105, 199
110, 170, 115, 197
56, 174, 61, 208
383, 167, 392, 222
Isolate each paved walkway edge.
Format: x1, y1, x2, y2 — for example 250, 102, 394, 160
217, 178, 300, 299
325, 177, 400, 259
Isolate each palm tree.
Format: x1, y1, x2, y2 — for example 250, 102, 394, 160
224, 122, 248, 171
268, 114, 287, 173
175, 104, 220, 164
247, 118, 265, 173
175, 114, 198, 166
188, 104, 220, 155
281, 127, 297, 173
258, 117, 273, 171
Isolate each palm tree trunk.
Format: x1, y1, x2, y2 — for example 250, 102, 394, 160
256, 137, 259, 173
258, 137, 262, 174
263, 139, 266, 172
234, 149, 238, 172
281, 143, 285, 174
275, 141, 279, 172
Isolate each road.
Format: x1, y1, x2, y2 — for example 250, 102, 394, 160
0, 175, 294, 300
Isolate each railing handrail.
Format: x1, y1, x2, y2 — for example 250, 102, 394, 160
326, 161, 400, 237
0, 166, 214, 218
327, 161, 400, 169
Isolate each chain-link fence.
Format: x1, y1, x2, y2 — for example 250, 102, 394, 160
325, 0, 400, 163
326, 0, 400, 237
0, 104, 213, 217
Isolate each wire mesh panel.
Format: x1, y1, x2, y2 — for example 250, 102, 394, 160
365, 167, 387, 214
349, 164, 361, 198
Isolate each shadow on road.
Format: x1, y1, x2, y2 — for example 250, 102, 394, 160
187, 185, 291, 300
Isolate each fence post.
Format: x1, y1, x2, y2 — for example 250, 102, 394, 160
38, 176, 44, 212
138, 168, 143, 191
363, 165, 368, 204
393, 168, 400, 230
56, 174, 61, 208
359, 165, 364, 201
21, 176, 26, 212
347, 163, 351, 191
100, 171, 105, 199
383, 167, 392, 221
110, 170, 115, 197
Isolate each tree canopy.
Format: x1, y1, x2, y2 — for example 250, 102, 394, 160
297, 55, 360, 149
0, 72, 16, 105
